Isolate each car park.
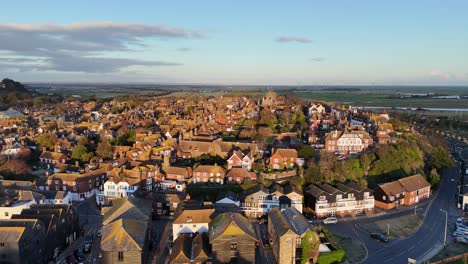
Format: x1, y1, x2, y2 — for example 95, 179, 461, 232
323, 217, 338, 224
370, 233, 389, 243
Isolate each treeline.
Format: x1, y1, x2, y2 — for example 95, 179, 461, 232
301, 133, 452, 189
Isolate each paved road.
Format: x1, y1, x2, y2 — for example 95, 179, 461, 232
56, 197, 103, 264
252, 222, 276, 264
329, 164, 460, 264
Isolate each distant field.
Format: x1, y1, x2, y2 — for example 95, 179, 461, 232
292, 91, 468, 109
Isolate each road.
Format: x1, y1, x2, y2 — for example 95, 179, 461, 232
252, 221, 276, 264
56, 196, 103, 264
329, 163, 460, 264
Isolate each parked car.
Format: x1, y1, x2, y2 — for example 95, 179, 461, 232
84, 242, 92, 253
323, 217, 338, 224
66, 255, 77, 264
370, 233, 389, 243
455, 237, 468, 245
74, 249, 86, 264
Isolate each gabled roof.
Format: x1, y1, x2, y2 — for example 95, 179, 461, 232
397, 174, 430, 193
101, 218, 148, 251
209, 212, 256, 242
170, 233, 210, 263
378, 174, 430, 197
273, 148, 298, 159
0, 227, 25, 242
102, 196, 151, 225
174, 208, 214, 224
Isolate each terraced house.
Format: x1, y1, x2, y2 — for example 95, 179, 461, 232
40, 163, 113, 201
305, 182, 374, 218
192, 165, 226, 184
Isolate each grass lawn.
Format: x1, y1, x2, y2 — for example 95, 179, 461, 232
335, 235, 366, 264
430, 243, 468, 263
357, 214, 422, 238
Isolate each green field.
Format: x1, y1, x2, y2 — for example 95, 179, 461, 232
292, 91, 468, 109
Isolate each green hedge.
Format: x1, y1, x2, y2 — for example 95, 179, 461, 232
317, 248, 346, 264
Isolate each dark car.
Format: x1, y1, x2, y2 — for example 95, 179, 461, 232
74, 249, 86, 262
85, 235, 93, 245
66, 255, 77, 264
84, 242, 92, 253
370, 233, 389, 243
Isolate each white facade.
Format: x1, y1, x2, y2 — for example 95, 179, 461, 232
96, 180, 139, 205
463, 193, 468, 211
314, 192, 374, 217
42, 192, 72, 205
337, 134, 364, 152
241, 196, 303, 217
0, 200, 35, 219
172, 222, 209, 241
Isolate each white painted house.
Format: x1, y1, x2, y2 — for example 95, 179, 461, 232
172, 208, 215, 240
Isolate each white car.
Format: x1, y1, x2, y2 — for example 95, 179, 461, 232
323, 217, 338, 224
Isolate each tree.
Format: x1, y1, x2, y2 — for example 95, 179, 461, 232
72, 143, 92, 163
303, 163, 322, 185
430, 146, 453, 170
298, 145, 316, 160
96, 138, 113, 160
36, 133, 57, 151
427, 170, 440, 187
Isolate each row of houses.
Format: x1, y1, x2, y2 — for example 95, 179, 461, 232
0, 204, 79, 263
305, 174, 431, 218
169, 206, 319, 263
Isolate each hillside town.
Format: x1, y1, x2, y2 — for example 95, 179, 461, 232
0, 80, 464, 264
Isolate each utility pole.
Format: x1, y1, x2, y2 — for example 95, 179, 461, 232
414, 205, 417, 216
387, 224, 390, 236
440, 209, 447, 245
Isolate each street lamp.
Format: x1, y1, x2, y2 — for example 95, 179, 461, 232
440, 209, 447, 245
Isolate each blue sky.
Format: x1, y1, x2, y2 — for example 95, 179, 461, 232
0, 0, 467, 85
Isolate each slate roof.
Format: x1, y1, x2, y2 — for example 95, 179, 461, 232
209, 212, 256, 242
101, 218, 148, 251
102, 196, 151, 225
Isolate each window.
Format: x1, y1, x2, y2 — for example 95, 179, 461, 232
4, 212, 8, 217
0, 242, 4, 247
193, 224, 197, 228
230, 242, 237, 250
348, 193, 354, 198
118, 251, 124, 261
382, 195, 386, 201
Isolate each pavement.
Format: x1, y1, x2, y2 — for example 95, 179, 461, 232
328, 162, 461, 264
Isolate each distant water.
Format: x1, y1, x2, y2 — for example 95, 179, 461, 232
356, 106, 468, 112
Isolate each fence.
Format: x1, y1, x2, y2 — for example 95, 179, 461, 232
430, 252, 468, 264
